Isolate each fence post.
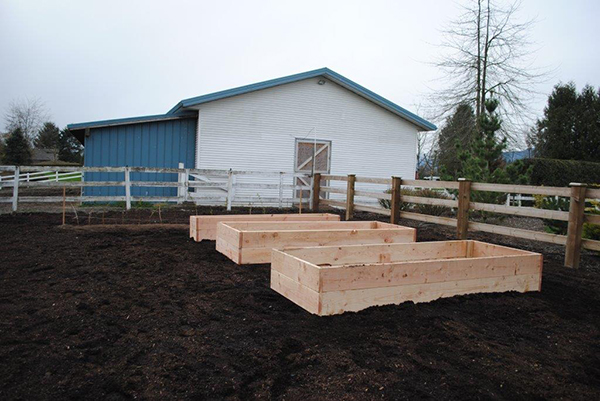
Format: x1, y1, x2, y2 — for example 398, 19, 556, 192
226, 169, 234, 211
457, 178, 471, 239
177, 162, 185, 204
124, 167, 131, 210
278, 172, 284, 209
312, 173, 321, 211
184, 168, 190, 203
345, 174, 356, 221
12, 166, 19, 212
390, 176, 402, 225
564, 183, 587, 268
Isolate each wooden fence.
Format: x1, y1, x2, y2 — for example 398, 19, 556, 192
2, 165, 598, 268
0, 165, 311, 212
311, 173, 600, 268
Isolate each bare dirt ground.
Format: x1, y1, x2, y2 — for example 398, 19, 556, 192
0, 208, 599, 400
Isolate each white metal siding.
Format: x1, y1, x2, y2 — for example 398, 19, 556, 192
194, 77, 419, 205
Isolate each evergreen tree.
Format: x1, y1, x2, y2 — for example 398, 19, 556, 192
436, 104, 477, 177
447, 98, 510, 218
3, 127, 32, 165
531, 83, 600, 162
0, 137, 5, 162
457, 98, 508, 181
58, 128, 83, 164
34, 122, 60, 150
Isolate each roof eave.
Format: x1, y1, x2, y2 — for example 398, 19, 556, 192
167, 68, 436, 131
67, 112, 198, 144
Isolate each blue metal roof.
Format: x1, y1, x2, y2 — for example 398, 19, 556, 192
168, 67, 437, 131
68, 112, 197, 131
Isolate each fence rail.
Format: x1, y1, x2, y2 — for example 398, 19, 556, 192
0, 165, 312, 212
2, 165, 599, 268
0, 169, 82, 186
311, 172, 600, 269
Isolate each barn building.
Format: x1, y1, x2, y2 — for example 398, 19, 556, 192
68, 68, 436, 200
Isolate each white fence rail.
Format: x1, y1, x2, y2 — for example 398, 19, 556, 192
0, 165, 312, 212
0, 170, 82, 186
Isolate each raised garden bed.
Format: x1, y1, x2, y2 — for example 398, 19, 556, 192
216, 220, 416, 264
271, 240, 543, 315
189, 213, 339, 241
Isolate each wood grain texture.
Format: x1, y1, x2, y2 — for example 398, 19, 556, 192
216, 221, 416, 264
319, 274, 540, 316
270, 240, 543, 316
190, 213, 340, 242
565, 185, 587, 268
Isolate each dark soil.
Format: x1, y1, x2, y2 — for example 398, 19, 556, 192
1, 209, 599, 400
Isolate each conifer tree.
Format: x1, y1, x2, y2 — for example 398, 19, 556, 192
58, 128, 83, 164
35, 122, 61, 150
436, 104, 477, 177
456, 98, 507, 183
3, 127, 32, 165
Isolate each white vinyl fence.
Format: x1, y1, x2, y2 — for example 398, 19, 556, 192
0, 165, 312, 212
0, 169, 82, 186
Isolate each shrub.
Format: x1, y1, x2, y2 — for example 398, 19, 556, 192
379, 188, 414, 210
379, 188, 453, 216
536, 196, 570, 235
583, 201, 600, 241
533, 197, 600, 239
510, 158, 600, 187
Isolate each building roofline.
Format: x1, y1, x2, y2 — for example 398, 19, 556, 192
67, 112, 197, 131
67, 112, 197, 144
168, 67, 437, 131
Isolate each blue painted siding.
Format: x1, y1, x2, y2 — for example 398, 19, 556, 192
84, 117, 196, 197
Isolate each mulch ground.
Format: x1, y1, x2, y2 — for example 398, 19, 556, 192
0, 209, 599, 400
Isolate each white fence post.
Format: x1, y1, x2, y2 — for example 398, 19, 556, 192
506, 193, 511, 206
80, 169, 85, 204
12, 166, 19, 212
177, 162, 184, 204
184, 168, 190, 202
278, 172, 284, 209
226, 169, 234, 211
124, 167, 131, 210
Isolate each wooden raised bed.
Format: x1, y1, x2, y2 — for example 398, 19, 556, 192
216, 221, 417, 264
189, 213, 339, 241
270, 240, 543, 316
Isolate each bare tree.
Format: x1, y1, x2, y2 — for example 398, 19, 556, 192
413, 103, 439, 178
430, 0, 548, 144
4, 98, 50, 144
418, 133, 441, 179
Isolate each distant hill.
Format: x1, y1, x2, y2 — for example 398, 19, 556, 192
418, 148, 534, 170
503, 149, 534, 163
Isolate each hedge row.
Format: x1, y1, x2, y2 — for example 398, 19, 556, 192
512, 158, 600, 187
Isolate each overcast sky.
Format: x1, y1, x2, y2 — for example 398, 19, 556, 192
1, 0, 598, 142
